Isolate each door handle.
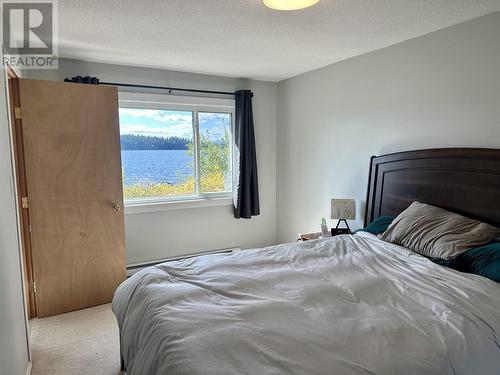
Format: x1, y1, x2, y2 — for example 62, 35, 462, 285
112, 203, 121, 211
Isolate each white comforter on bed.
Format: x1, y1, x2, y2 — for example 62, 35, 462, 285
112, 232, 500, 375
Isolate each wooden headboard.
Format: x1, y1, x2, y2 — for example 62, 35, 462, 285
364, 148, 500, 227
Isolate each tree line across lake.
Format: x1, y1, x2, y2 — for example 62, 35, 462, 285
120, 134, 189, 150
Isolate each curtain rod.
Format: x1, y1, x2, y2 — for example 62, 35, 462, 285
99, 81, 236, 96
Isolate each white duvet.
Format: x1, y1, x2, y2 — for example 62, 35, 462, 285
112, 232, 500, 375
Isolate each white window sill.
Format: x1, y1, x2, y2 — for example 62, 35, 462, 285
124, 196, 233, 215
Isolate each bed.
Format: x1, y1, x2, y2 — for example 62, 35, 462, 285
112, 148, 500, 375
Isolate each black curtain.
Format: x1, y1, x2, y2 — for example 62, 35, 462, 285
233, 90, 260, 219
64, 75, 99, 84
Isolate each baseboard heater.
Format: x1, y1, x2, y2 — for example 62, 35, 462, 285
126, 247, 241, 277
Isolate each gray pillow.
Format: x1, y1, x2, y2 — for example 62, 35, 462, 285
379, 201, 500, 260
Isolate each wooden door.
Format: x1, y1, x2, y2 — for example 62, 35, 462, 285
18, 79, 126, 317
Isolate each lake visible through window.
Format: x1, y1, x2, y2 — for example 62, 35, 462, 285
119, 107, 232, 201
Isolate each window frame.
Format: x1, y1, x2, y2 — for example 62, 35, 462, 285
118, 92, 235, 211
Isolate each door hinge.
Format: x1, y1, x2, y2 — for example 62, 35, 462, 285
28, 224, 32, 232
30, 282, 37, 294
21, 196, 29, 208
14, 107, 22, 119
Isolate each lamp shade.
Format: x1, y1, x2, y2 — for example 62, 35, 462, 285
331, 199, 356, 220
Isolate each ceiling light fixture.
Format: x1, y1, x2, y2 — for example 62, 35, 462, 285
263, 0, 319, 11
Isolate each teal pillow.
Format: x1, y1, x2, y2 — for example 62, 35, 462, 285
357, 216, 395, 235
459, 242, 500, 283
432, 257, 463, 271
433, 242, 500, 283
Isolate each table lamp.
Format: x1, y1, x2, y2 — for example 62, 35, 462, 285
331, 199, 356, 233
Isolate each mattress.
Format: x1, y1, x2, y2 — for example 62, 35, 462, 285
112, 232, 500, 375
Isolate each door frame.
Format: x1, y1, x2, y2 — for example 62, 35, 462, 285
7, 72, 37, 319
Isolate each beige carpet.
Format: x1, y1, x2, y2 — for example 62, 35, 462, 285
30, 303, 124, 375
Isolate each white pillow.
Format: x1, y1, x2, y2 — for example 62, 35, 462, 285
379, 202, 500, 260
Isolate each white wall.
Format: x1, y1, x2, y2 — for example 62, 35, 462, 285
276, 11, 500, 242
23, 11, 500, 256
0, 69, 30, 374
28, 59, 277, 264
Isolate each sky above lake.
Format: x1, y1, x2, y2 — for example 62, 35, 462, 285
119, 108, 230, 141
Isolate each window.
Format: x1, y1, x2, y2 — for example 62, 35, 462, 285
198, 112, 232, 193
119, 93, 234, 206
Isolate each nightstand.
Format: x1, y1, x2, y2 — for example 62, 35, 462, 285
298, 228, 352, 241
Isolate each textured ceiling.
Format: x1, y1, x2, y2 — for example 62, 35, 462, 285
58, 0, 500, 81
